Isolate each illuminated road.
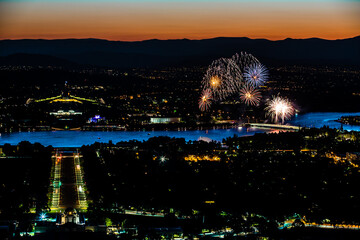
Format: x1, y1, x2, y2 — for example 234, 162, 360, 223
50, 151, 61, 211
49, 149, 87, 212
59, 153, 78, 209
123, 210, 165, 218
305, 223, 360, 230
74, 151, 87, 210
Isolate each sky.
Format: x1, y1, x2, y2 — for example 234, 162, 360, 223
0, 0, 359, 41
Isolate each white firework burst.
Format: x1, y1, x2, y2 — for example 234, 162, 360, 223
265, 95, 296, 124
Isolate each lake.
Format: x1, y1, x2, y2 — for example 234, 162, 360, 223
0, 112, 359, 147
289, 112, 360, 131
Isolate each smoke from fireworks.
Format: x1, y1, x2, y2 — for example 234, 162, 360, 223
239, 84, 261, 106
265, 95, 295, 124
202, 58, 243, 101
244, 63, 269, 87
199, 89, 213, 112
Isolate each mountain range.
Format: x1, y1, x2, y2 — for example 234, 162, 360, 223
0, 36, 359, 68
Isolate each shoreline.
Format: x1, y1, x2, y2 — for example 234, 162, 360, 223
0, 123, 241, 133
335, 115, 360, 126
0, 126, 275, 147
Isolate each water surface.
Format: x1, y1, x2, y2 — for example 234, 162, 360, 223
1, 112, 359, 147
0, 128, 273, 147
289, 112, 360, 131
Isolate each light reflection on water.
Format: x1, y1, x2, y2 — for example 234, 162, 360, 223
0, 127, 271, 147
289, 112, 360, 132
0, 112, 359, 147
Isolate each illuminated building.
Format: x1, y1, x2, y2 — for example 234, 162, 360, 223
26, 91, 109, 129
184, 155, 220, 162
150, 117, 181, 124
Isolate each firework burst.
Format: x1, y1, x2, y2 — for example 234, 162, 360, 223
265, 95, 295, 124
202, 58, 243, 101
244, 63, 269, 87
239, 84, 261, 106
199, 52, 268, 111
199, 89, 213, 111
231, 52, 260, 73
209, 75, 221, 89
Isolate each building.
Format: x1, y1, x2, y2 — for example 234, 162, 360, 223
59, 208, 82, 225
26, 91, 109, 129
150, 117, 181, 124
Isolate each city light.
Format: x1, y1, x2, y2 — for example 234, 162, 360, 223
184, 155, 221, 162
0, 5, 358, 238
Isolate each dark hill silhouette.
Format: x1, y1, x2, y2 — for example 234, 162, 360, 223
0, 53, 77, 67
0, 36, 359, 68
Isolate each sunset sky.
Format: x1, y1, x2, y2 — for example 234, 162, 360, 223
0, 0, 359, 41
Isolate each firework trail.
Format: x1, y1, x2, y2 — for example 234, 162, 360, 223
244, 63, 269, 87
202, 58, 243, 101
265, 95, 295, 124
231, 52, 260, 73
199, 88, 213, 111
239, 84, 261, 106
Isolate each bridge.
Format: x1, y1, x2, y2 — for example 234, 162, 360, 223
243, 123, 302, 131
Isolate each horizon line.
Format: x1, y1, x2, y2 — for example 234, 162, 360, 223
1, 35, 359, 42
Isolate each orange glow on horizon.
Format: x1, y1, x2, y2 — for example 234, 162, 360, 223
0, 1, 359, 41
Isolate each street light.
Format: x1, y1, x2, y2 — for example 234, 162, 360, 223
40, 213, 46, 220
